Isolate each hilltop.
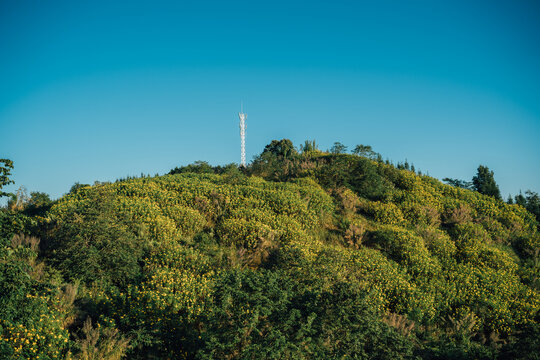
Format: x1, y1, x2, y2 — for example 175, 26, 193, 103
0, 141, 539, 359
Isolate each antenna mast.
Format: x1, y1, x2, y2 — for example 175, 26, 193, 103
238, 103, 247, 167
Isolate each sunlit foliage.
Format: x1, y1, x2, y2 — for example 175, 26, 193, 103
1, 140, 539, 359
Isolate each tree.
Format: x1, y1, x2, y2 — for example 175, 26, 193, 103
353, 144, 371, 156
250, 139, 300, 181
24, 192, 52, 216
514, 192, 526, 206
262, 139, 298, 159
169, 160, 214, 175
352, 144, 383, 162
472, 165, 501, 199
523, 190, 540, 221
69, 182, 90, 194
7, 186, 28, 211
214, 163, 242, 176
0, 159, 14, 198
300, 139, 318, 153
513, 190, 540, 223
352, 144, 373, 157
330, 142, 347, 154
443, 178, 474, 190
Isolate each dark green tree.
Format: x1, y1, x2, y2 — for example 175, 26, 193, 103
472, 165, 501, 199
443, 178, 474, 190
352, 144, 381, 160
0, 159, 14, 198
28, 192, 51, 207
514, 192, 526, 207
213, 163, 241, 175
45, 190, 144, 287
169, 160, 214, 175
404, 159, 410, 170
523, 190, 540, 222
314, 155, 393, 201
513, 190, 540, 223
23, 192, 53, 216
262, 139, 298, 159
249, 139, 300, 181
300, 139, 318, 153
330, 142, 347, 154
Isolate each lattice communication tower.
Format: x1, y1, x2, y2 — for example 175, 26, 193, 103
239, 104, 247, 167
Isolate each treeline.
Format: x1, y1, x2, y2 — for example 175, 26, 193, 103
0, 142, 539, 360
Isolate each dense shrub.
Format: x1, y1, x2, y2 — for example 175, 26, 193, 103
0, 211, 72, 359
46, 194, 145, 287
366, 226, 441, 277
198, 269, 417, 360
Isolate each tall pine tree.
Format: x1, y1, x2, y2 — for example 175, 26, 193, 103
472, 165, 501, 200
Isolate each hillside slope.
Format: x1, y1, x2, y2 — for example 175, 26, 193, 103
1, 148, 539, 359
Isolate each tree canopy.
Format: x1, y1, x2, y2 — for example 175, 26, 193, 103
0, 159, 14, 198
472, 165, 502, 200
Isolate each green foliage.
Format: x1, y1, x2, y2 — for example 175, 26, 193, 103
0, 159, 14, 198
169, 160, 215, 175
249, 139, 300, 181
513, 190, 540, 225
0, 211, 37, 247
443, 177, 474, 190
45, 173, 334, 289
69, 182, 91, 194
299, 139, 318, 154
72, 318, 130, 360
472, 165, 502, 200
0, 212, 72, 359
310, 154, 394, 201
46, 190, 145, 287
330, 141, 347, 154
366, 226, 441, 277
198, 269, 416, 360
352, 144, 379, 159
2, 139, 539, 359
22, 191, 53, 217
499, 313, 540, 360
262, 139, 298, 160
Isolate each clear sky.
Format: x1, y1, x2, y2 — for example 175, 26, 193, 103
1, 0, 539, 201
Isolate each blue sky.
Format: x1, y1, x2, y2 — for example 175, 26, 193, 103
1, 0, 539, 201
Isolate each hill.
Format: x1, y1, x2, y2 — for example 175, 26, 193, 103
0, 142, 539, 359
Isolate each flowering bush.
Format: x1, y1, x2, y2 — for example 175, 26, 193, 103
3, 154, 536, 358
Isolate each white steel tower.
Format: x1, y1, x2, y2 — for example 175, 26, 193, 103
239, 104, 247, 167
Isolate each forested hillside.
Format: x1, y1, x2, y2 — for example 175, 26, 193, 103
0, 141, 539, 359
